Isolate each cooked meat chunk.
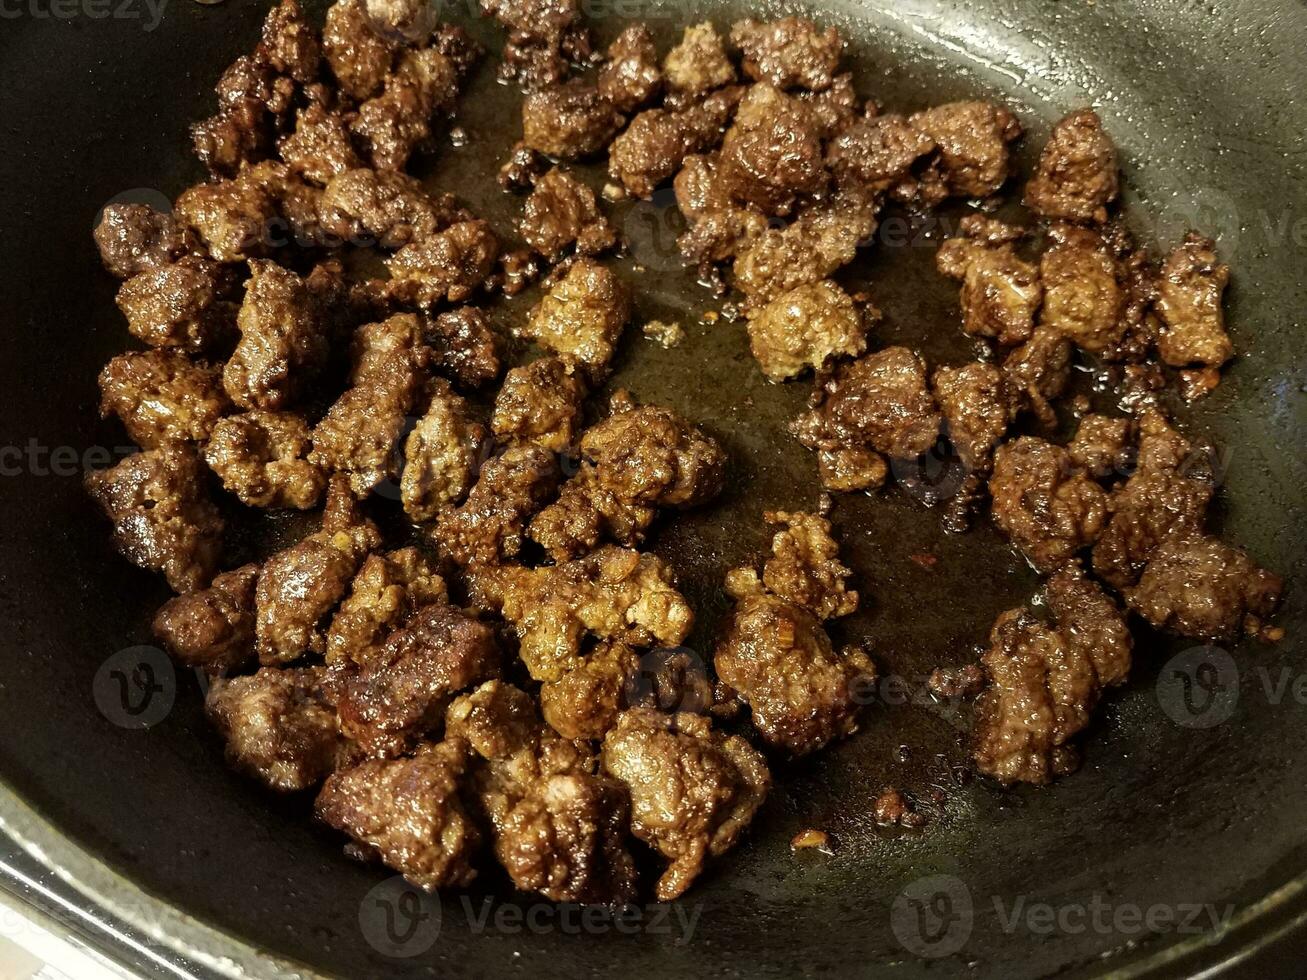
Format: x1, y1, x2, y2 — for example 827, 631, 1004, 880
325, 547, 447, 666
540, 641, 641, 740
351, 47, 460, 172
323, 0, 398, 100
1002, 326, 1073, 428
223, 260, 331, 411
1155, 233, 1233, 368
319, 168, 455, 249
386, 220, 500, 306
425, 306, 503, 389
530, 399, 727, 560
400, 379, 488, 522
1092, 409, 1214, 588
94, 203, 192, 279
936, 217, 1041, 346
337, 602, 500, 757
470, 547, 693, 681
316, 740, 480, 889
1127, 535, 1282, 642
115, 256, 237, 353
278, 105, 364, 185
479, 0, 592, 90
826, 113, 935, 194
519, 168, 617, 260
597, 24, 662, 113
726, 511, 857, 620
717, 83, 827, 216
98, 350, 229, 449
153, 563, 258, 672
432, 445, 560, 567
608, 86, 741, 198
1024, 108, 1119, 224
932, 362, 1018, 471
908, 101, 1021, 200
715, 593, 873, 756
173, 174, 279, 264
729, 17, 843, 92
798, 72, 858, 138
927, 664, 986, 701
258, 0, 320, 81
85, 446, 224, 594
447, 681, 637, 904
491, 355, 587, 452
204, 409, 325, 509
190, 97, 275, 180
1067, 413, 1132, 480
974, 564, 1131, 786
1039, 225, 1125, 353
746, 280, 868, 381
521, 81, 622, 160
663, 22, 735, 97
732, 188, 878, 304
792, 346, 941, 491
516, 258, 631, 378
602, 708, 769, 901
207, 666, 345, 792
989, 437, 1107, 573
254, 477, 381, 664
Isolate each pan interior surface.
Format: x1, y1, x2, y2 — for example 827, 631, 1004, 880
0, 0, 1303, 977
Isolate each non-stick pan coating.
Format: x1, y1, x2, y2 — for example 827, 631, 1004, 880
0, 0, 1304, 976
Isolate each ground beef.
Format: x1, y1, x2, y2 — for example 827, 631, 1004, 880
715, 593, 874, 756
98, 350, 229, 449
173, 172, 280, 264
323, 0, 398, 100
325, 547, 447, 666
1024, 108, 1120, 224
351, 47, 460, 172
278, 105, 363, 186
792, 346, 942, 491
431, 445, 560, 567
725, 510, 858, 621
597, 24, 662, 113
1092, 409, 1215, 588
318, 168, 456, 249
519, 168, 617, 260
936, 217, 1041, 346
931, 362, 1018, 472
539, 641, 641, 740
926, 664, 985, 701
729, 17, 843, 92
207, 665, 346, 792
469, 547, 693, 682
530, 397, 727, 560
521, 80, 622, 160
989, 437, 1107, 573
399, 380, 488, 523
826, 113, 935, 194
205, 410, 323, 509
316, 739, 481, 889
516, 258, 631, 378
94, 203, 193, 280
1002, 326, 1073, 429
491, 354, 587, 452
1067, 413, 1133, 480
973, 564, 1131, 785
662, 22, 735, 97
1127, 535, 1283, 642
746, 279, 868, 381
115, 256, 238, 354
254, 477, 381, 664
607, 86, 741, 199
479, 0, 592, 90
907, 100, 1021, 200
717, 83, 828, 216
424, 306, 503, 389
85, 446, 224, 594
191, 97, 275, 180
601, 707, 769, 901
1154, 233, 1233, 368
1039, 225, 1125, 354
385, 219, 500, 306
153, 563, 259, 673
337, 602, 500, 757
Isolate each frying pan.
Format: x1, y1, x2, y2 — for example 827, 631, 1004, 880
1, 0, 1305, 976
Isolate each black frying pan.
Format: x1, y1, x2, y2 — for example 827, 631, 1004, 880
1, 0, 1305, 976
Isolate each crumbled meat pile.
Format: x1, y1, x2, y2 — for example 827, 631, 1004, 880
88, 4, 1284, 905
